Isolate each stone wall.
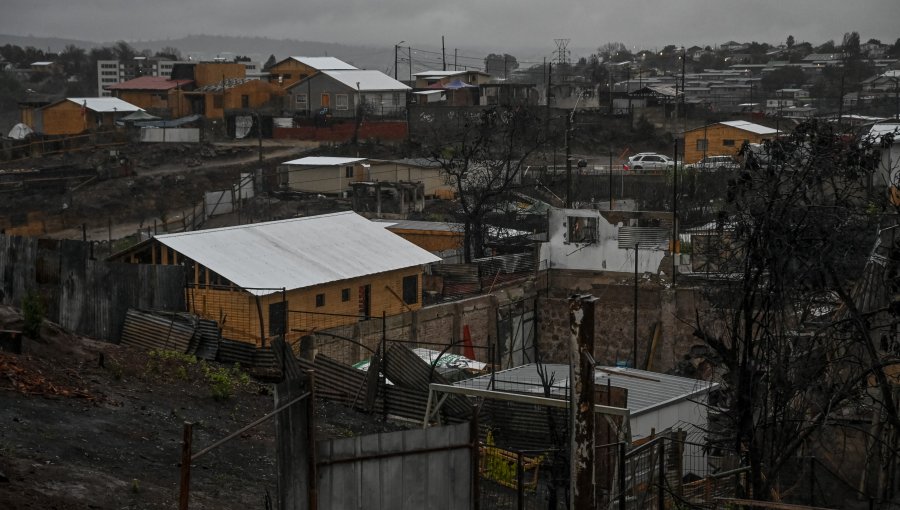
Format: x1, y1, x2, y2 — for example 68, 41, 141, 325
537, 269, 704, 373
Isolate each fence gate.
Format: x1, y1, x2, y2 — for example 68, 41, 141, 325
316, 421, 475, 510
496, 298, 536, 369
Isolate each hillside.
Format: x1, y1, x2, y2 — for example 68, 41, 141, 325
0, 305, 396, 509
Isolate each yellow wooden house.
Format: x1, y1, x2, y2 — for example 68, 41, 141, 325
683, 120, 779, 164
37, 97, 143, 135
111, 211, 440, 346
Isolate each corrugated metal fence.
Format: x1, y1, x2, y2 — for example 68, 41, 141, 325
316, 421, 474, 510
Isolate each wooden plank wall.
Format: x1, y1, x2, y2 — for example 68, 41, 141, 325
0, 234, 185, 341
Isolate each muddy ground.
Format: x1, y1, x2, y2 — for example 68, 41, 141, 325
0, 306, 401, 509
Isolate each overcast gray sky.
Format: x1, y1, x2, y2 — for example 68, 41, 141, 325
3, 0, 897, 54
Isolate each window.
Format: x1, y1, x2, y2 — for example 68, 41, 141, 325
241, 95, 249, 108
321, 93, 330, 108
296, 93, 308, 109
696, 139, 708, 151
345, 166, 353, 178
335, 93, 349, 110
315, 293, 325, 307
393, 92, 401, 106
402, 275, 418, 305
723, 139, 735, 146
566, 216, 598, 244
341, 288, 350, 302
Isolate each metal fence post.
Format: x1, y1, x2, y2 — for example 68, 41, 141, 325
178, 422, 194, 510
306, 370, 318, 510
381, 310, 387, 424
658, 438, 665, 510
471, 404, 481, 510
618, 441, 626, 510
516, 451, 525, 510
809, 456, 815, 506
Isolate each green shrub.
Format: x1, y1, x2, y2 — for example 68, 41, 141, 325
144, 349, 250, 400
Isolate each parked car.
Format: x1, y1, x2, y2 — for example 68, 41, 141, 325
686, 155, 741, 172
624, 153, 675, 171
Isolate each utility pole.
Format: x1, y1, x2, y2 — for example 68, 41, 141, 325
681, 46, 687, 135
256, 111, 263, 164
394, 41, 405, 80
608, 149, 613, 210
441, 36, 446, 71
672, 140, 678, 285
633, 243, 639, 368
565, 113, 572, 207
408, 46, 413, 82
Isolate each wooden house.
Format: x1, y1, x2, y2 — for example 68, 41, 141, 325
267, 56, 357, 90
374, 219, 464, 253
105, 76, 194, 117
366, 158, 452, 198
683, 120, 778, 164
110, 212, 440, 346
412, 70, 492, 89
286, 69, 410, 118
180, 78, 285, 119
37, 97, 143, 135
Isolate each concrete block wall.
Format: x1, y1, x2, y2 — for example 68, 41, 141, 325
312, 293, 505, 366
537, 270, 704, 373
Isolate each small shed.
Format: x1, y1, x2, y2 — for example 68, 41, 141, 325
452, 363, 716, 442
278, 156, 368, 195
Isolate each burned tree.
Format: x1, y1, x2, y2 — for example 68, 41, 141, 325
693, 120, 900, 502
422, 106, 549, 262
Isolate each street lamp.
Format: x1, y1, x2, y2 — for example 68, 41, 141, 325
394, 41, 405, 80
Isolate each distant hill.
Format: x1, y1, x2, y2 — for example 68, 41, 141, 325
0, 33, 396, 72
0, 32, 572, 77
0, 34, 100, 52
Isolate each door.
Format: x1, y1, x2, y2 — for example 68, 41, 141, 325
321, 93, 330, 108
358, 284, 371, 319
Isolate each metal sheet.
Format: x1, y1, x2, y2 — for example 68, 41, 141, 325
120, 309, 195, 353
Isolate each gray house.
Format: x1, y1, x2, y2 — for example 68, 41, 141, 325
287, 69, 411, 119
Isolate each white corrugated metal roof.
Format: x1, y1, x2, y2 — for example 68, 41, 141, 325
281, 156, 366, 166
320, 70, 411, 91
719, 120, 778, 135
412, 70, 466, 78
66, 97, 143, 113
454, 363, 717, 417
154, 212, 440, 295
288, 56, 357, 70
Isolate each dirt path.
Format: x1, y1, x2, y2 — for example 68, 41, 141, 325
137, 140, 315, 177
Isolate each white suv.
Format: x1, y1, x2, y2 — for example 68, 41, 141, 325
624, 153, 674, 171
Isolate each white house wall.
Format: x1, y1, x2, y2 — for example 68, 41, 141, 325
539, 208, 665, 274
